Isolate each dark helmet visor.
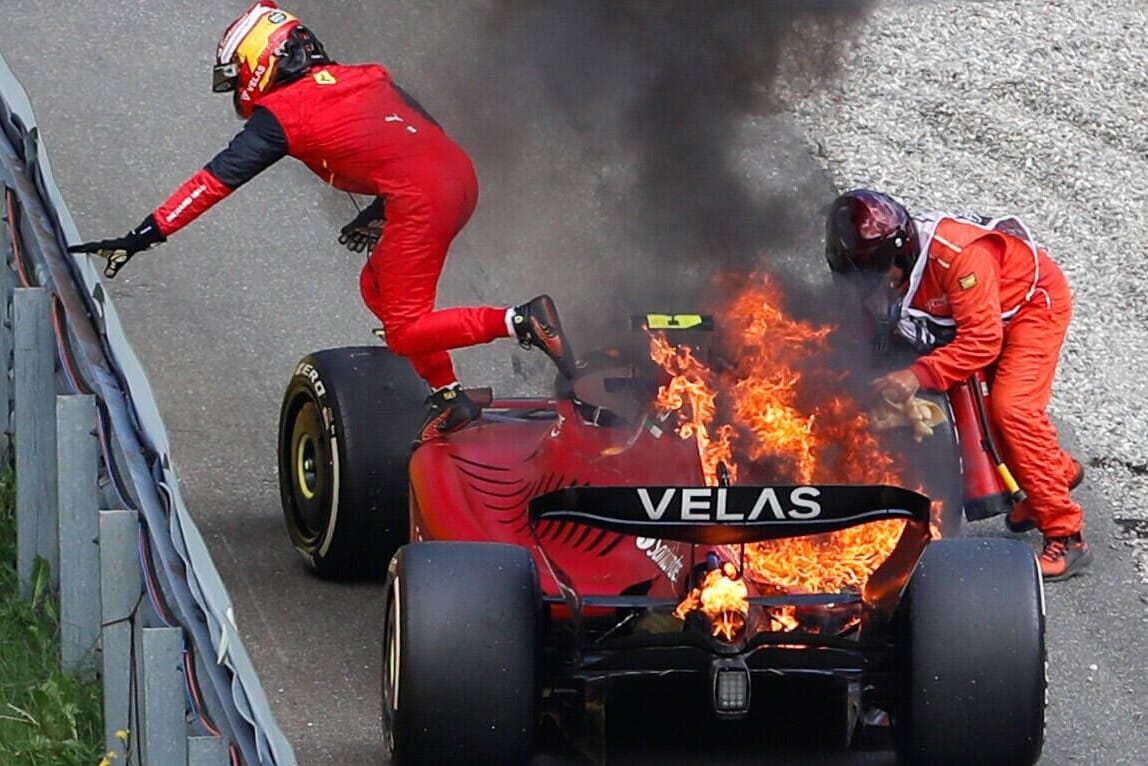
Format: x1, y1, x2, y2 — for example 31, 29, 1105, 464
213, 62, 239, 93
827, 228, 900, 275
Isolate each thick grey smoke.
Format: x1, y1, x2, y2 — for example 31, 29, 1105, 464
301, 0, 873, 360
438, 3, 874, 297
304, 0, 878, 355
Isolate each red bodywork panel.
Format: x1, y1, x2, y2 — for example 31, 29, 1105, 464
405, 349, 996, 613
409, 398, 707, 600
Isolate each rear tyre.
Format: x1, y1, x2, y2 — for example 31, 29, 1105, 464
277, 347, 426, 580
382, 542, 539, 766
892, 538, 1045, 766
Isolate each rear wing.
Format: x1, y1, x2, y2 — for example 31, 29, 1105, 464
528, 484, 931, 545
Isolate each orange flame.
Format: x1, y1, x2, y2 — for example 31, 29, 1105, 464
659, 275, 915, 634
651, 337, 738, 485
673, 561, 749, 641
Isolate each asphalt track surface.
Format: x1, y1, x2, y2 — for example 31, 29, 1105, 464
3, 2, 1146, 764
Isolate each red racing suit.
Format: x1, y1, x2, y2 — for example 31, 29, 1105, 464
897, 211, 1081, 537
150, 63, 509, 389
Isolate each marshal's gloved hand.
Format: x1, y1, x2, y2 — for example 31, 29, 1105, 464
68, 213, 165, 278
338, 197, 386, 254
869, 368, 939, 441
870, 394, 946, 442
871, 368, 921, 404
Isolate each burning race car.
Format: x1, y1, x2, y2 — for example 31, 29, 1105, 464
276, 278, 1045, 766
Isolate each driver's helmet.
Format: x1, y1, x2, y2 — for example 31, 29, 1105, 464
212, 2, 331, 119
825, 189, 919, 277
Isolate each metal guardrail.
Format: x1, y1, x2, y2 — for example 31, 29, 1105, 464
1, 52, 296, 765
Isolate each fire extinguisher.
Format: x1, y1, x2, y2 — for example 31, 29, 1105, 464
947, 371, 1026, 521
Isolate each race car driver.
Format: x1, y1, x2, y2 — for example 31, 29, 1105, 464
825, 189, 1089, 581
67, 2, 576, 445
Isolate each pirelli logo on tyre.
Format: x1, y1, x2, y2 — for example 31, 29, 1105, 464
294, 361, 326, 397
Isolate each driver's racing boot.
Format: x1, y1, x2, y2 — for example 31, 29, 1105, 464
513, 294, 577, 378
415, 384, 482, 446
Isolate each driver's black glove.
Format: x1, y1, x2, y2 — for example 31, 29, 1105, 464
338, 197, 386, 254
68, 213, 166, 278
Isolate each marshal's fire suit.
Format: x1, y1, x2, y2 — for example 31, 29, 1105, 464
149, 62, 509, 389
897, 211, 1081, 538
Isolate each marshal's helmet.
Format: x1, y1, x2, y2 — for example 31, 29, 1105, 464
825, 189, 919, 278
212, 2, 331, 119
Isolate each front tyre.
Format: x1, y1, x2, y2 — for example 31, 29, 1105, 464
383, 542, 540, 766
277, 347, 426, 580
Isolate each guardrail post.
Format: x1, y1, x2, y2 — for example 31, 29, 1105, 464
139, 626, 188, 766
100, 509, 141, 766
0, 196, 13, 466
58, 393, 100, 678
14, 286, 56, 595
188, 735, 231, 766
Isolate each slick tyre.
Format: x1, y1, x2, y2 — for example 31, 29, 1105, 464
892, 538, 1045, 766
278, 347, 425, 580
382, 542, 539, 766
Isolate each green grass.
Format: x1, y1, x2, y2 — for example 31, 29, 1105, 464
0, 468, 104, 765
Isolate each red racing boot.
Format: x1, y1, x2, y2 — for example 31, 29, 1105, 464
513, 294, 577, 378
415, 384, 482, 446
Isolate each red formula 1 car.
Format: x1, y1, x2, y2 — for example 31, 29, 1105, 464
276, 315, 1045, 766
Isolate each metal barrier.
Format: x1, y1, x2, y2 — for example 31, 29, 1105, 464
1, 51, 295, 765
